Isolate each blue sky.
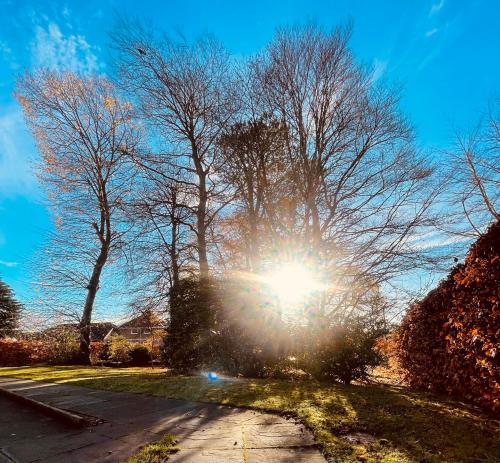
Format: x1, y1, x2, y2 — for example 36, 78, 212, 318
0, 0, 499, 316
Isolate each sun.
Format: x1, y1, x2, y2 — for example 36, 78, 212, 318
265, 263, 323, 303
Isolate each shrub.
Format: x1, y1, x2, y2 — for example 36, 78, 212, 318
0, 339, 50, 366
397, 278, 452, 392
129, 345, 151, 366
109, 336, 132, 363
398, 220, 500, 412
90, 341, 109, 365
306, 321, 386, 384
45, 327, 80, 365
210, 325, 283, 378
148, 341, 163, 361
99, 341, 111, 360
374, 331, 407, 384
162, 278, 218, 372
163, 277, 387, 382
0, 339, 33, 366
163, 276, 295, 376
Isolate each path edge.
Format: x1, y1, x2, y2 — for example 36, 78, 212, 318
0, 385, 99, 427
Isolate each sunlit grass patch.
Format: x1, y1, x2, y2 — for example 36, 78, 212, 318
126, 434, 179, 463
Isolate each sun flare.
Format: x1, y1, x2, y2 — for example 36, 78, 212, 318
265, 263, 323, 303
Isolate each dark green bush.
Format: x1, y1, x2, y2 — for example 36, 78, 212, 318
0, 279, 22, 338
162, 277, 217, 371
129, 345, 151, 366
210, 322, 291, 378
163, 277, 386, 383
305, 321, 386, 384
162, 276, 293, 376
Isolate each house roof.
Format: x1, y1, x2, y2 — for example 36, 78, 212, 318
42, 322, 117, 342
117, 312, 166, 329
103, 312, 166, 341
89, 322, 116, 341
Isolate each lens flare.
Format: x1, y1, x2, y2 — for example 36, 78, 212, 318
265, 263, 323, 303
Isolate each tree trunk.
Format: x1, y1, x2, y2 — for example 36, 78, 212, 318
78, 241, 109, 364
170, 218, 180, 290
197, 209, 209, 280
248, 209, 260, 273
78, 192, 111, 365
194, 149, 209, 280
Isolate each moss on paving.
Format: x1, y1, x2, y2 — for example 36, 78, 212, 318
125, 433, 178, 463
1, 366, 498, 462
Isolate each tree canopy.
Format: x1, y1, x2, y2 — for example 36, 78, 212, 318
0, 278, 22, 337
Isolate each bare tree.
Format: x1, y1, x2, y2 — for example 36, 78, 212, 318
252, 25, 440, 320
16, 71, 141, 363
112, 25, 238, 280
219, 115, 292, 272
125, 174, 193, 307
449, 98, 500, 236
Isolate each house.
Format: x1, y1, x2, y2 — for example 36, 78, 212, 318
87, 322, 117, 342
104, 312, 166, 346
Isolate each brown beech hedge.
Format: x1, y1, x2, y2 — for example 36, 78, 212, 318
0, 339, 50, 366
398, 220, 499, 412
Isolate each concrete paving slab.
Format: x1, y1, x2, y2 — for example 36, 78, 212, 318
3, 433, 111, 463
174, 430, 243, 450
246, 447, 326, 462
244, 422, 317, 448
169, 448, 244, 463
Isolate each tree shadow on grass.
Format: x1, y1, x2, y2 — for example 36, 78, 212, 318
323, 382, 500, 462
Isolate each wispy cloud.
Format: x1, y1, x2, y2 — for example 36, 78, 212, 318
0, 106, 38, 198
0, 40, 18, 71
0, 260, 18, 268
31, 22, 100, 74
371, 58, 388, 82
430, 0, 445, 16
0, 41, 12, 55
425, 28, 439, 37
408, 231, 470, 251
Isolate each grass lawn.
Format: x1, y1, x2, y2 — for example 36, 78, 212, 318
125, 433, 178, 463
0, 366, 498, 463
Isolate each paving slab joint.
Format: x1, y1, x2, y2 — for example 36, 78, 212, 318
245, 444, 320, 450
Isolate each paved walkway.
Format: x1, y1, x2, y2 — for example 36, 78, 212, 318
0, 377, 326, 462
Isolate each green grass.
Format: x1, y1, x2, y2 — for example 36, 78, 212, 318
125, 433, 178, 463
1, 366, 498, 462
